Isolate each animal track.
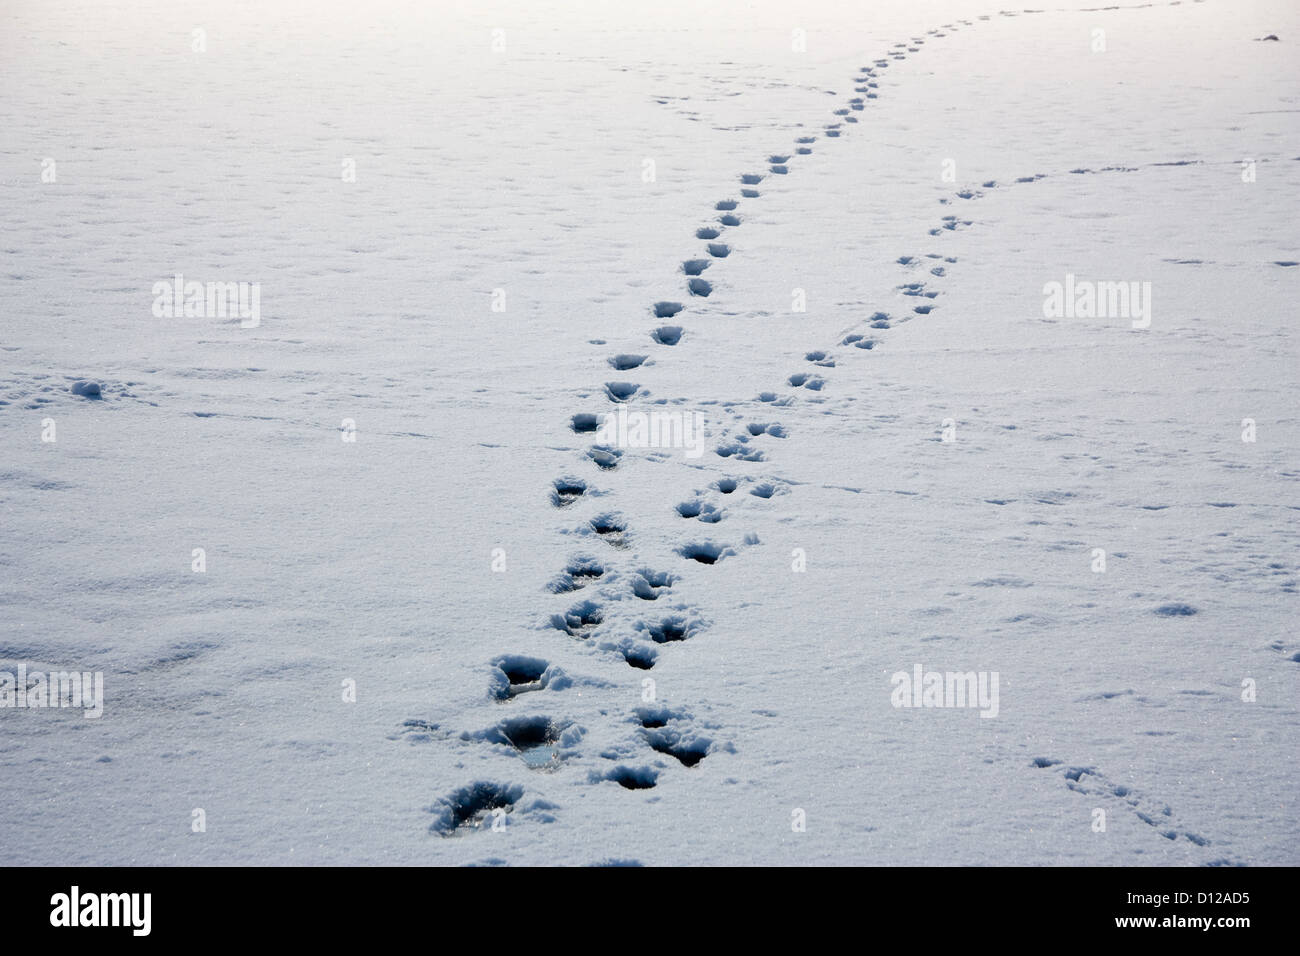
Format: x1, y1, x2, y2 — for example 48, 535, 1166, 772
653, 301, 683, 319
682, 259, 711, 276
1032, 759, 1211, 849
571, 413, 600, 433
688, 278, 712, 296
707, 242, 731, 258
696, 226, 721, 240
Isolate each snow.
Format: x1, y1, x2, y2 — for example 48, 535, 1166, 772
0, 0, 1296, 865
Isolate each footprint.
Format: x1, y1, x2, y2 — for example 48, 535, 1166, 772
715, 478, 738, 494
429, 782, 524, 835
787, 372, 825, 390
638, 615, 698, 644
715, 200, 738, 211
718, 214, 741, 227
653, 301, 683, 319
631, 569, 675, 600
715, 439, 764, 461
746, 422, 787, 437
678, 542, 732, 565
585, 445, 621, 470
707, 242, 731, 258
688, 278, 712, 297
682, 259, 711, 276
600, 766, 658, 790
644, 728, 711, 767
484, 716, 571, 769
740, 174, 764, 185
608, 353, 647, 371
551, 599, 604, 637
740, 188, 760, 198
604, 382, 640, 402
619, 644, 657, 670
869, 312, 892, 328
551, 477, 588, 507
805, 350, 835, 366
696, 226, 721, 240
768, 154, 790, 164
590, 513, 628, 548
490, 655, 553, 700
651, 325, 683, 346
770, 165, 788, 174
571, 413, 600, 433
548, 557, 605, 593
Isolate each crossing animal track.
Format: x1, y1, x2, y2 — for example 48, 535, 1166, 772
497, 12, 1095, 834
1032, 758, 1213, 850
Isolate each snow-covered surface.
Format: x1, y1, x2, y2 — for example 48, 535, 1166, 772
1, 0, 1296, 865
